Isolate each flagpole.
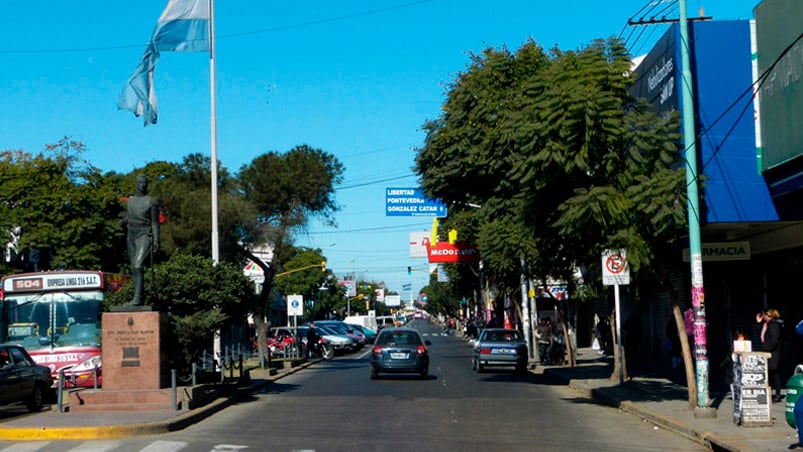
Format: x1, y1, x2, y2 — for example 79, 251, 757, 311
208, 0, 222, 370
209, 0, 220, 264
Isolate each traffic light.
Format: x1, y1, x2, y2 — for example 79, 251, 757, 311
407, 266, 412, 275
321, 261, 326, 272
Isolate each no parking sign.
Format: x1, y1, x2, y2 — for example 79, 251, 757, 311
602, 249, 630, 286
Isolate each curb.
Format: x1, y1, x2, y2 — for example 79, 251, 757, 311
0, 359, 319, 441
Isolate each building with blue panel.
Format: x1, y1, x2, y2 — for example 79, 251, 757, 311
628, 3, 803, 386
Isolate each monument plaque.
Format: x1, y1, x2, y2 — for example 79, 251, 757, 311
102, 311, 167, 390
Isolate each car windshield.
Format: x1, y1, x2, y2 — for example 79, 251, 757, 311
377, 331, 422, 346
317, 325, 340, 335
483, 330, 522, 342
323, 323, 351, 334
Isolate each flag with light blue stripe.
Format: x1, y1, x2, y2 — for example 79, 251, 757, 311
118, 0, 210, 126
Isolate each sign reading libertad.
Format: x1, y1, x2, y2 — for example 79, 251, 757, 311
385, 187, 447, 217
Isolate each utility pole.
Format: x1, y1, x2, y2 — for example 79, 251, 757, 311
678, 0, 715, 418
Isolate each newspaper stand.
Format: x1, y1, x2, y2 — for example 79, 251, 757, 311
732, 350, 773, 427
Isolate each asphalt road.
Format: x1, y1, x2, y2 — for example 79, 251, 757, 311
0, 319, 706, 451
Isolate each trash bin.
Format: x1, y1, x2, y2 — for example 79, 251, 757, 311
786, 365, 803, 429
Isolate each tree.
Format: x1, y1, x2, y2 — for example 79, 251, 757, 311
236, 145, 344, 362
415, 38, 687, 375
0, 138, 126, 273
273, 247, 330, 320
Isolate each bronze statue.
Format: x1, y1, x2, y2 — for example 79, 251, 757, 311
124, 174, 160, 306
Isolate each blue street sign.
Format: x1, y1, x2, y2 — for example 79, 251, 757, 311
385, 187, 447, 217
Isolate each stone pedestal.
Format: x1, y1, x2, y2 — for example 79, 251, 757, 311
102, 310, 167, 390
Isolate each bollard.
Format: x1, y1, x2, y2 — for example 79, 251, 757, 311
192, 362, 197, 386
93, 365, 98, 390
239, 354, 243, 378
57, 369, 65, 413
171, 369, 177, 411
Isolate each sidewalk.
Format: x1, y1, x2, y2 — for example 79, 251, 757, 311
0, 350, 800, 450
0, 359, 318, 441
540, 348, 800, 451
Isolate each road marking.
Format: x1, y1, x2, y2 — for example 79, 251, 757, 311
1, 443, 50, 452
139, 441, 188, 451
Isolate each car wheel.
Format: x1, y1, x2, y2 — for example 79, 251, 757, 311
515, 364, 527, 374
476, 362, 484, 373
26, 384, 44, 412
471, 358, 477, 371
420, 367, 428, 379
370, 368, 378, 379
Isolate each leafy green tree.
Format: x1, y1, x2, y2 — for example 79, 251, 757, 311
105, 252, 253, 376
236, 145, 344, 360
273, 247, 329, 319
415, 38, 686, 312
0, 138, 126, 273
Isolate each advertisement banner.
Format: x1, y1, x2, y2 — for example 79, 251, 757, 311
409, 231, 431, 258
385, 295, 402, 307
427, 241, 480, 263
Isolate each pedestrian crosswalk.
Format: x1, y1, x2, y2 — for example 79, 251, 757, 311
0, 441, 259, 452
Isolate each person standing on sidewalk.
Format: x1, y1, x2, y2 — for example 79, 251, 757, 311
535, 318, 553, 365
756, 308, 784, 403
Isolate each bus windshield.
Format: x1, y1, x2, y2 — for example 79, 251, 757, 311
3, 291, 103, 350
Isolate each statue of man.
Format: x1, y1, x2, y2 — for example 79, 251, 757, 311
125, 174, 160, 306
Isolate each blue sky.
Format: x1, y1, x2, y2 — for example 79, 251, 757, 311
1, 1, 757, 298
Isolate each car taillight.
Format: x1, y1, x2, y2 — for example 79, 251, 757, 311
480, 347, 492, 354
517, 347, 527, 356
416, 345, 427, 355
373, 345, 383, 354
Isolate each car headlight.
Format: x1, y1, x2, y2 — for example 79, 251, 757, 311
70, 355, 102, 373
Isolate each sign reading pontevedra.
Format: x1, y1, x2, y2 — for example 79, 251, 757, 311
386, 187, 447, 217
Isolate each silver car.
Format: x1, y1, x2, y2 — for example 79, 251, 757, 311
472, 328, 528, 374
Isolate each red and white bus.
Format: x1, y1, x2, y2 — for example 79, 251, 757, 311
0, 271, 127, 388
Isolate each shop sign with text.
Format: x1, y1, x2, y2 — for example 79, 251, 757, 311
427, 241, 480, 263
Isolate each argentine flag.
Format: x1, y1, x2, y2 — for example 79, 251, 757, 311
118, 0, 210, 126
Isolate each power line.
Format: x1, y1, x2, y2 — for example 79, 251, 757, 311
0, 1, 433, 54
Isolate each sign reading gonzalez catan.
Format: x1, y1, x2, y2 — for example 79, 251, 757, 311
682, 241, 751, 262
427, 241, 480, 263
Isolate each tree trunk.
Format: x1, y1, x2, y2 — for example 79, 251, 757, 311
609, 312, 629, 382
243, 247, 276, 367
673, 304, 698, 407
555, 308, 576, 367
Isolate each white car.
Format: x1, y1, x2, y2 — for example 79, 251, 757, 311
298, 325, 355, 354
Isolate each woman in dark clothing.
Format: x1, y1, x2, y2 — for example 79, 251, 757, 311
756, 308, 784, 403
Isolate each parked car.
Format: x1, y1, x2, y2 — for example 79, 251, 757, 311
346, 323, 377, 344
299, 325, 355, 355
370, 327, 431, 379
0, 345, 53, 412
315, 321, 366, 350
472, 328, 528, 374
